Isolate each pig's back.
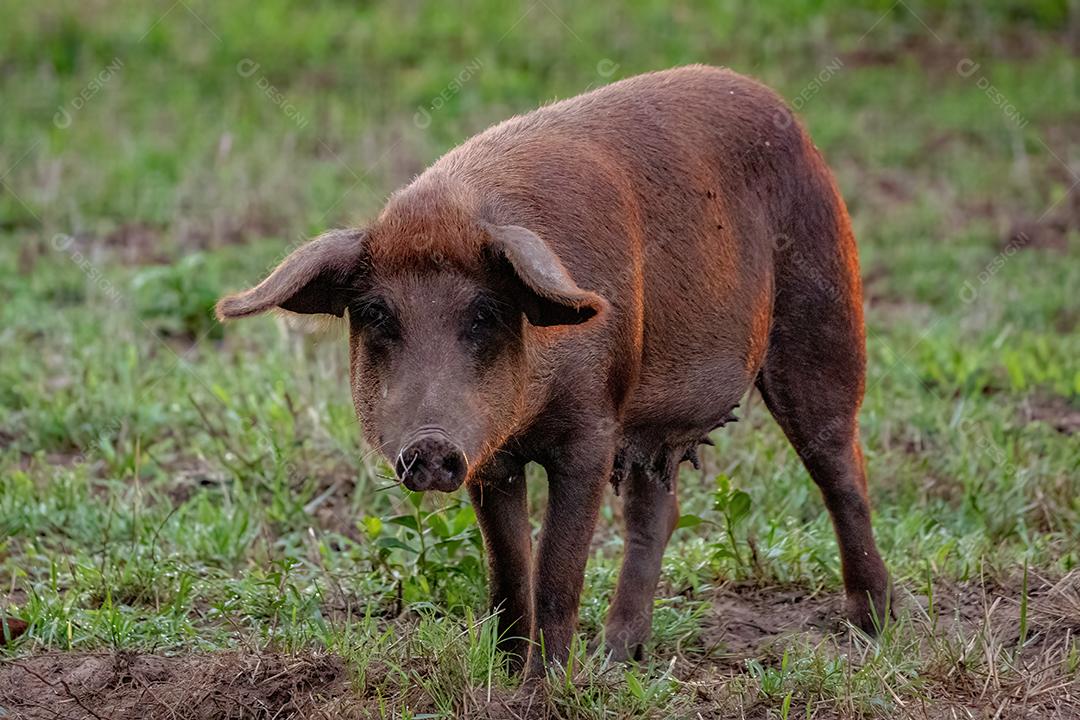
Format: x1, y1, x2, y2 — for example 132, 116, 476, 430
433, 65, 827, 438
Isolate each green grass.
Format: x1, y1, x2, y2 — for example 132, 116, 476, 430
2, 1, 1078, 717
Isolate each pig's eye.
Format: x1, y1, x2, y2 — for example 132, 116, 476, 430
464, 297, 503, 344
352, 300, 399, 342
471, 307, 495, 332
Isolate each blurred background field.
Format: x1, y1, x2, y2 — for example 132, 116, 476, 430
1, 1, 1078, 718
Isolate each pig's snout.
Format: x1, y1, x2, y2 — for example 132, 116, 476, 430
395, 431, 468, 492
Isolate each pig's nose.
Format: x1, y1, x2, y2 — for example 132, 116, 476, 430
395, 433, 467, 492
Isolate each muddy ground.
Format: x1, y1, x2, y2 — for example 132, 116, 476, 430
2, 574, 1077, 720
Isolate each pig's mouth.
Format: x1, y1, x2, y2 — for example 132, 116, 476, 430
393, 427, 469, 493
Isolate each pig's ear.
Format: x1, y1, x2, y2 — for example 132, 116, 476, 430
216, 229, 367, 320
485, 224, 608, 327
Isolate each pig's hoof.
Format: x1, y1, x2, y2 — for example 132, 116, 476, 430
497, 639, 530, 674
846, 585, 894, 636
606, 641, 645, 663
591, 632, 646, 663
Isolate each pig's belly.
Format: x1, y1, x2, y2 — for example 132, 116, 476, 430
612, 322, 762, 490
612, 338, 756, 490
619, 259, 773, 441
621, 336, 758, 442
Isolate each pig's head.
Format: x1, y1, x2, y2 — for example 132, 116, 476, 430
216, 202, 606, 493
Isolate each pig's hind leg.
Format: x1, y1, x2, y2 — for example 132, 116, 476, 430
755, 357, 892, 633
755, 183, 892, 633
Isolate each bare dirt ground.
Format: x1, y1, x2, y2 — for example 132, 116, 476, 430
0, 651, 353, 719
3, 574, 1077, 719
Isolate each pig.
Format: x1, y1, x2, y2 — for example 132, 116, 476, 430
216, 64, 891, 676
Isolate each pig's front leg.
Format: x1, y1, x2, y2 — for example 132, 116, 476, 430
526, 445, 611, 678
468, 470, 532, 670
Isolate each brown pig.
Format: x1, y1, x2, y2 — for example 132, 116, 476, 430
217, 65, 891, 675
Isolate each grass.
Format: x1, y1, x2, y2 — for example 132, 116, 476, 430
1, 0, 1078, 717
